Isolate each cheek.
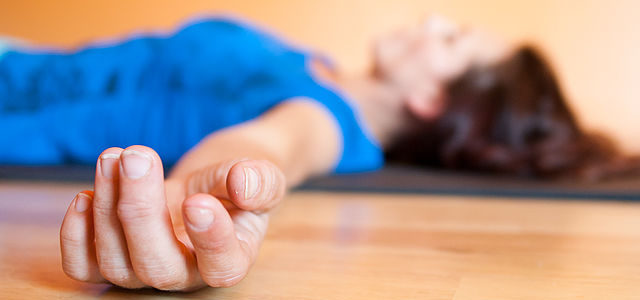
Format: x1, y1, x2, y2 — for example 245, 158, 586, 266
373, 36, 411, 78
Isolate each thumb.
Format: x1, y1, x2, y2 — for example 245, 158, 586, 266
182, 193, 253, 287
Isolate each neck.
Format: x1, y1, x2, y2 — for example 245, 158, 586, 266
333, 72, 411, 149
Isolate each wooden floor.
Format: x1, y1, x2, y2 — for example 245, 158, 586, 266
1, 181, 640, 299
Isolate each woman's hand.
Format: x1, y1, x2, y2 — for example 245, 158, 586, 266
59, 145, 286, 291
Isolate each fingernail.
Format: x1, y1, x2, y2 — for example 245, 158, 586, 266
185, 207, 214, 231
99, 153, 119, 178
244, 167, 259, 200
75, 193, 90, 213
121, 149, 151, 179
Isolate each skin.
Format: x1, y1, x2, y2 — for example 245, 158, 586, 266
60, 15, 510, 291
60, 99, 340, 290
333, 15, 511, 148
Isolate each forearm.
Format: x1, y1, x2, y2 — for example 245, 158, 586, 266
168, 99, 341, 188
168, 122, 301, 186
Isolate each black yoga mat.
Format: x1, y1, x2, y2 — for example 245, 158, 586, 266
1, 165, 638, 201
299, 166, 640, 201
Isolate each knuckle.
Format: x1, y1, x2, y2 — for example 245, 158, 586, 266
186, 166, 218, 195
116, 200, 158, 222
62, 264, 90, 282
99, 266, 140, 288
60, 254, 90, 282
137, 265, 187, 291
199, 254, 251, 288
147, 276, 185, 291
195, 233, 235, 252
92, 201, 115, 216
60, 231, 82, 249
202, 268, 247, 288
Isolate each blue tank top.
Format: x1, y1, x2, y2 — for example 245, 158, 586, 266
0, 17, 383, 173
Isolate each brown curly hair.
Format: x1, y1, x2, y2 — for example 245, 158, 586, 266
385, 46, 640, 181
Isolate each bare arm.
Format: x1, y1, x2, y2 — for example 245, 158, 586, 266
60, 97, 343, 290
169, 97, 342, 187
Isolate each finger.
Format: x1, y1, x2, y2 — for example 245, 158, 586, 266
185, 158, 248, 200
186, 159, 286, 212
226, 160, 286, 212
92, 147, 146, 288
116, 145, 200, 290
60, 191, 104, 283
182, 193, 259, 287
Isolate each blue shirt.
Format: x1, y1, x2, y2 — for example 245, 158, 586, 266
0, 17, 383, 173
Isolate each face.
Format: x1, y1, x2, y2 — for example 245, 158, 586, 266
373, 15, 510, 93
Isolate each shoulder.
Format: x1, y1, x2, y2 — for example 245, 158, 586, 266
173, 17, 279, 45
176, 18, 247, 34
260, 95, 384, 175
278, 80, 384, 173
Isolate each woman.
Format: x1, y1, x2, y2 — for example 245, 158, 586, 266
1, 15, 635, 290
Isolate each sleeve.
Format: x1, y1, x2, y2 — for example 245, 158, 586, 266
187, 18, 386, 174
0, 33, 163, 164
0, 35, 160, 113
299, 81, 385, 174
0, 18, 268, 113
0, 38, 13, 59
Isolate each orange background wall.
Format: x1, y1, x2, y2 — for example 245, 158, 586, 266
1, 0, 638, 153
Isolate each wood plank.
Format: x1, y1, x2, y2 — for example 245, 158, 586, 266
1, 181, 639, 299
